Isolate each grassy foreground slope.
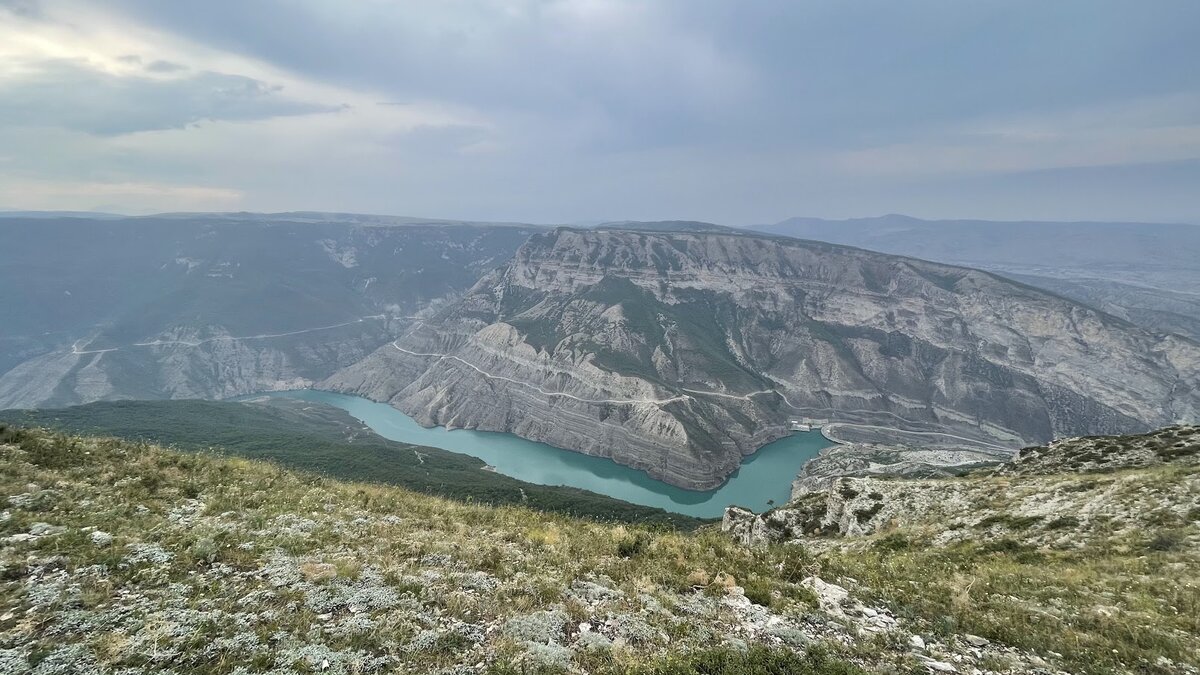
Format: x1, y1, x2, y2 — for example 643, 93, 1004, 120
0, 399, 703, 529
0, 425, 859, 674
2, 424, 1196, 673
726, 426, 1200, 674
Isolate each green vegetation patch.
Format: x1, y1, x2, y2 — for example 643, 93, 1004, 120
0, 399, 704, 529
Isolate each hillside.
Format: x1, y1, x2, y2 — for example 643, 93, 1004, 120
0, 215, 538, 408
0, 398, 701, 529
725, 426, 1200, 672
754, 215, 1200, 340
327, 226, 1199, 490
2, 425, 1196, 673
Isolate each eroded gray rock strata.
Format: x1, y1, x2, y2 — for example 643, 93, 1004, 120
326, 227, 1200, 489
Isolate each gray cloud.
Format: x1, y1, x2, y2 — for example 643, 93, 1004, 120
2, 1, 1198, 222
97, 0, 1200, 152
0, 59, 337, 135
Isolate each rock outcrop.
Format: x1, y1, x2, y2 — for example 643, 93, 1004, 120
724, 426, 1200, 549
328, 226, 1200, 489
789, 442, 1008, 498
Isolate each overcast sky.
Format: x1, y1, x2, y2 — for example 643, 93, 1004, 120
1, 1, 1198, 224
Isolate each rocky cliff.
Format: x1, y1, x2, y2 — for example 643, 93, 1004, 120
326, 226, 1200, 490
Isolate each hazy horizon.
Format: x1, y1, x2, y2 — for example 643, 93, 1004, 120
2, 207, 1198, 230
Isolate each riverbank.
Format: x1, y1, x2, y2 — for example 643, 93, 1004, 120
256, 390, 832, 518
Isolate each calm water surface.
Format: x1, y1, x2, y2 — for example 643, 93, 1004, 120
260, 390, 829, 518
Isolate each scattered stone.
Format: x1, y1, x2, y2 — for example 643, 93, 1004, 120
88, 530, 113, 546
964, 634, 990, 647
909, 635, 926, 651
801, 577, 849, 609
28, 522, 65, 537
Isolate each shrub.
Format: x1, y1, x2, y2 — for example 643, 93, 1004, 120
1145, 530, 1185, 552
1045, 515, 1080, 530
872, 533, 912, 552
979, 538, 1026, 554
616, 532, 650, 558
852, 503, 883, 524
742, 579, 773, 607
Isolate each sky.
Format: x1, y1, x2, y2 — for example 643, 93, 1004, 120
1, 0, 1198, 224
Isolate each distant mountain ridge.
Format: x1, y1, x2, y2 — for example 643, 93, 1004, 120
140, 211, 550, 228
0, 215, 537, 408
4, 211, 1198, 492
753, 214, 1200, 339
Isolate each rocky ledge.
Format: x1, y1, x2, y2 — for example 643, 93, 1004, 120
724, 426, 1200, 549
790, 441, 1011, 498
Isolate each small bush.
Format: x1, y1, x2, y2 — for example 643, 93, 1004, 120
979, 538, 1026, 554
616, 532, 650, 558
872, 533, 912, 552
1158, 444, 1199, 460
1145, 530, 1185, 552
742, 579, 773, 607
853, 503, 883, 524
1045, 515, 1080, 530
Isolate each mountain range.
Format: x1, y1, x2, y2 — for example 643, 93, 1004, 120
2, 212, 1197, 490
0, 215, 538, 407
325, 225, 1199, 489
755, 214, 1200, 340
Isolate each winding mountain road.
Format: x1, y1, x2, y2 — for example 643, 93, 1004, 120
391, 342, 794, 406
390, 342, 697, 405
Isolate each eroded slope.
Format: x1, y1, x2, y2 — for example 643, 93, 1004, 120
328, 227, 1200, 489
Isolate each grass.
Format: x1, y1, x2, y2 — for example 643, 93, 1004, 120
819, 526, 1199, 673
0, 425, 853, 674
2, 423, 1196, 674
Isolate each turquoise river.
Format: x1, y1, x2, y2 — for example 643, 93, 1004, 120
261, 390, 831, 518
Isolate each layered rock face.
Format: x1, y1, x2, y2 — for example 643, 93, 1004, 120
327, 227, 1200, 490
